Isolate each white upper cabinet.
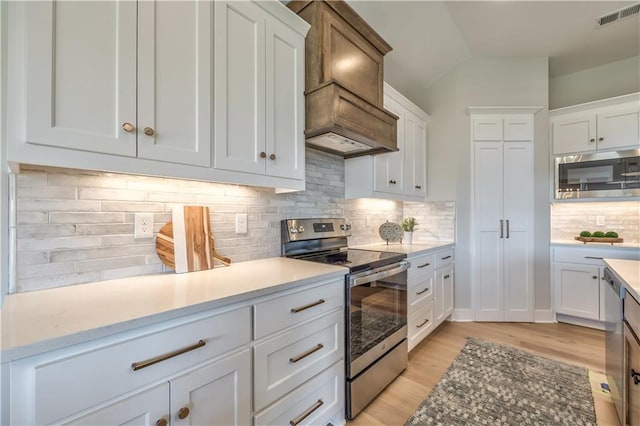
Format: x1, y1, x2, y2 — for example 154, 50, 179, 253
214, 1, 306, 181
24, 0, 211, 166
551, 94, 640, 155
345, 82, 428, 201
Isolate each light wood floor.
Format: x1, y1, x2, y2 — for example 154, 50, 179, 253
349, 321, 621, 426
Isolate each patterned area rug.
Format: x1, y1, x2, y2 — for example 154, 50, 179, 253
406, 338, 597, 426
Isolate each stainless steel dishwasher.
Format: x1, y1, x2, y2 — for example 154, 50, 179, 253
604, 267, 624, 425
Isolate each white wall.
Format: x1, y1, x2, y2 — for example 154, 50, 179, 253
419, 57, 550, 315
550, 55, 640, 110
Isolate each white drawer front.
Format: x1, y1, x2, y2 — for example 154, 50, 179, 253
254, 361, 344, 426
254, 278, 344, 340
408, 276, 433, 309
408, 254, 435, 279
253, 310, 344, 411
34, 306, 251, 424
553, 246, 640, 265
435, 248, 454, 269
408, 301, 434, 351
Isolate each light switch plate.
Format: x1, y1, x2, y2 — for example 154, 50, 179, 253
134, 213, 154, 239
236, 213, 248, 234
596, 216, 605, 226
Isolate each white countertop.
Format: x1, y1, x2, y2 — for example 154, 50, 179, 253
0, 257, 347, 362
352, 241, 454, 256
604, 258, 640, 301
552, 239, 640, 249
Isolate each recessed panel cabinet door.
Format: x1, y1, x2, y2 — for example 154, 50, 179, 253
265, 17, 305, 180
214, 1, 266, 175
552, 114, 596, 154
137, 1, 212, 166
597, 104, 640, 151
404, 110, 427, 198
374, 95, 404, 194
25, 1, 137, 156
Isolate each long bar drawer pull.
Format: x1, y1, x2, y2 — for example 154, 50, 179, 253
131, 340, 206, 371
291, 299, 325, 313
585, 256, 603, 260
289, 343, 324, 363
441, 255, 452, 260
417, 262, 431, 268
290, 399, 324, 426
417, 319, 429, 328
416, 288, 429, 295
444, 274, 450, 279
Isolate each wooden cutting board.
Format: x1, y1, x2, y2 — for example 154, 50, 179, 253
156, 205, 230, 273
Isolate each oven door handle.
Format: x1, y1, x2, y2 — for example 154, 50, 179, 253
349, 261, 410, 288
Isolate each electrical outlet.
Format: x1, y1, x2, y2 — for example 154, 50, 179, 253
596, 216, 605, 226
134, 213, 154, 239
235, 213, 248, 234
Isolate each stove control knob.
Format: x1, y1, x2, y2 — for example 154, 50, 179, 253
297, 225, 305, 233
289, 226, 298, 234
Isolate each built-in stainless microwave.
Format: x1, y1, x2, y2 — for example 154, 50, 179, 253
554, 149, 640, 199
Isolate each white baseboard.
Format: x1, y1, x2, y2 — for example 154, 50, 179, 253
534, 309, 554, 323
452, 308, 473, 322
556, 314, 606, 331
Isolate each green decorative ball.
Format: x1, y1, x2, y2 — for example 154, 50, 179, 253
605, 231, 619, 238
579, 231, 592, 237
592, 231, 606, 238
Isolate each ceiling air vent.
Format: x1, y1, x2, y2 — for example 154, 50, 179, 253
598, 2, 640, 26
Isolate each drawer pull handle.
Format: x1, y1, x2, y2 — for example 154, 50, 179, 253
417, 262, 431, 268
417, 319, 429, 328
291, 299, 325, 313
289, 343, 324, 363
290, 399, 324, 426
131, 340, 206, 371
584, 256, 603, 260
592, 275, 598, 279
416, 288, 429, 295
441, 255, 452, 260
443, 274, 450, 279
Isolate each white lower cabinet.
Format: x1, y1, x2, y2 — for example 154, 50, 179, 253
406, 247, 454, 351
9, 278, 345, 426
553, 246, 640, 328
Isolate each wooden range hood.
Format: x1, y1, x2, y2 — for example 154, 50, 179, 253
287, 0, 398, 158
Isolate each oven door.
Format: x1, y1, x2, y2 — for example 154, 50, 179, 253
346, 261, 409, 378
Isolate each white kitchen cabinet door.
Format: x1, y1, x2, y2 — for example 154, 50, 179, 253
472, 116, 503, 141
554, 264, 600, 320
503, 116, 534, 141
434, 266, 454, 325
596, 103, 640, 151
404, 110, 427, 198
264, 16, 305, 180
25, 1, 137, 156
60, 383, 169, 426
137, 1, 212, 166
552, 113, 596, 154
170, 349, 251, 426
214, 1, 266, 175
374, 95, 404, 195
474, 142, 504, 321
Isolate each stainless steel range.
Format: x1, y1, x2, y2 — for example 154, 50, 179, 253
281, 218, 409, 419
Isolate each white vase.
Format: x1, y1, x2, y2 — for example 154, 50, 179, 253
403, 231, 413, 245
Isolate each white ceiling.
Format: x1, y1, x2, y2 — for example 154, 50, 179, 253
347, 1, 640, 96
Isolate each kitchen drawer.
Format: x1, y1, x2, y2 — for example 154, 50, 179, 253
408, 253, 435, 279
253, 278, 344, 340
553, 246, 640, 265
408, 300, 434, 351
253, 310, 343, 411
408, 276, 433, 308
626, 292, 640, 334
33, 306, 251, 425
435, 248, 454, 269
254, 361, 344, 426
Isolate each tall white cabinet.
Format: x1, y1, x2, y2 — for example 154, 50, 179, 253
470, 108, 539, 322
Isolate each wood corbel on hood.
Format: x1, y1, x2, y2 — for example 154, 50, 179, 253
287, 0, 399, 158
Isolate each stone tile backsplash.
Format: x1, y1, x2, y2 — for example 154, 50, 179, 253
13, 149, 455, 292
550, 201, 640, 243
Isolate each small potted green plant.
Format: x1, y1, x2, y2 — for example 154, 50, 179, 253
401, 217, 418, 245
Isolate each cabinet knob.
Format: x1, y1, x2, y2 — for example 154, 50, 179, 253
260, 151, 267, 158
177, 407, 190, 420
144, 127, 155, 136
389, 180, 397, 185
155, 419, 168, 426
589, 138, 595, 143
415, 185, 422, 189
592, 275, 598, 279
270, 153, 276, 160
598, 137, 604, 141
122, 122, 135, 133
